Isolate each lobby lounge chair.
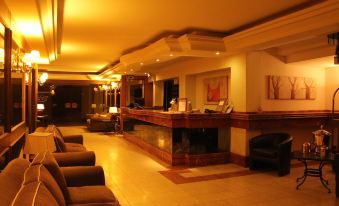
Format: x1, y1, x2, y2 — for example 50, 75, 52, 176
249, 133, 293, 176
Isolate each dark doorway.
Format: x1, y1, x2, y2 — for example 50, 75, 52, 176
163, 80, 179, 111
52, 86, 82, 123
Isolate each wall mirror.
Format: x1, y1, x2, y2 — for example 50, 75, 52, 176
0, 23, 4, 134
11, 38, 24, 128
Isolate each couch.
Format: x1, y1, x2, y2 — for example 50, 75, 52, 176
249, 132, 293, 176
86, 113, 119, 132
37, 125, 87, 152
0, 152, 119, 206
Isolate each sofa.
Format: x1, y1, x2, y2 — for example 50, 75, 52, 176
37, 125, 87, 152
0, 152, 119, 206
86, 113, 119, 132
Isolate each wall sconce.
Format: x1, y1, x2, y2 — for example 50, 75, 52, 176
38, 72, 48, 86
50, 85, 55, 95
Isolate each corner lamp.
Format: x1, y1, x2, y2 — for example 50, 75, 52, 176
38, 72, 48, 86
109, 106, 118, 113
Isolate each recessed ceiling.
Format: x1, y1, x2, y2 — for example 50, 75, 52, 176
4, 0, 314, 73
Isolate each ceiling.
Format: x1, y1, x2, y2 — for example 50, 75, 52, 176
3, 0, 319, 74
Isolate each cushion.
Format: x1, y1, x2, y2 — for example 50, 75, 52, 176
252, 148, 278, 158
68, 186, 116, 204
31, 152, 70, 201
24, 164, 66, 206
66, 143, 86, 152
11, 181, 59, 206
0, 159, 30, 206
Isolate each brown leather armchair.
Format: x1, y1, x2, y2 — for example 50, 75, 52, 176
249, 133, 293, 176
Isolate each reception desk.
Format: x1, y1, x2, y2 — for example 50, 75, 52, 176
122, 109, 230, 166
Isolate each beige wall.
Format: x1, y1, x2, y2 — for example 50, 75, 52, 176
154, 54, 247, 112
246, 51, 326, 112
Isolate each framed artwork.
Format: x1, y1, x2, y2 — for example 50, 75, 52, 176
267, 75, 316, 100
71, 102, 78, 109
204, 76, 228, 105
178, 98, 187, 112
65, 103, 71, 108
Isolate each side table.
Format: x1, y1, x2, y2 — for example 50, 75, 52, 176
293, 151, 334, 193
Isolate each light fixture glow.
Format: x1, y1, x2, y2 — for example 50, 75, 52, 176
156, 59, 160, 62
109, 107, 118, 113
0, 48, 4, 63
169, 54, 173, 57
215, 51, 220, 55
37, 103, 45, 111
140, 62, 144, 66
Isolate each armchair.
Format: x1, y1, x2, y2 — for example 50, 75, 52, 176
249, 133, 293, 176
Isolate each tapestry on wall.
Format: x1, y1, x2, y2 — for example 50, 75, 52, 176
267, 75, 316, 100
203, 76, 228, 104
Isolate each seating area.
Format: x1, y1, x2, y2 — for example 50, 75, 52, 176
0, 152, 119, 206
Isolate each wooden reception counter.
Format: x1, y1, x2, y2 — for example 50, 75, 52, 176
122, 109, 230, 166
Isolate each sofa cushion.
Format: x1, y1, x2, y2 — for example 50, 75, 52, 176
66, 143, 87, 152
0, 158, 30, 206
68, 186, 116, 204
23, 164, 66, 206
11, 181, 59, 206
252, 148, 278, 158
31, 152, 70, 201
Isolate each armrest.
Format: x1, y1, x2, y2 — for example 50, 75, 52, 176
61, 166, 105, 187
53, 151, 96, 166
63, 134, 83, 145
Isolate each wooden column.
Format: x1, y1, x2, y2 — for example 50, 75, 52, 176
144, 80, 153, 107
29, 69, 38, 133
4, 28, 12, 132
120, 75, 126, 107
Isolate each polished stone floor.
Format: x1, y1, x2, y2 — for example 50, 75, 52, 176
60, 126, 339, 206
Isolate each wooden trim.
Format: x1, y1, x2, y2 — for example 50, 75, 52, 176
30, 69, 38, 132
120, 75, 126, 107
46, 79, 105, 85
47, 71, 98, 75
229, 152, 248, 167
4, 27, 11, 133
230, 111, 331, 129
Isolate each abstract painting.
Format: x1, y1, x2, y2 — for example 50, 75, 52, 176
204, 76, 228, 104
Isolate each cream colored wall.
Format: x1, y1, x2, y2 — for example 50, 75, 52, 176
246, 51, 326, 112
154, 54, 247, 112
153, 80, 164, 107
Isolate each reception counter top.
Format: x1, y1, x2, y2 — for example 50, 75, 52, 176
124, 109, 230, 128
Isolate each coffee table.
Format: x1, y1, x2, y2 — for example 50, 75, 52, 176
293, 151, 334, 193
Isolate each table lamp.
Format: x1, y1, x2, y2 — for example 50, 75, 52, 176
37, 103, 45, 111
109, 106, 118, 113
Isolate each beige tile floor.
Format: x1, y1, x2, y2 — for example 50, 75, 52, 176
60, 126, 339, 206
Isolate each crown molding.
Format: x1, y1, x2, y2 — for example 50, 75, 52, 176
223, 0, 339, 52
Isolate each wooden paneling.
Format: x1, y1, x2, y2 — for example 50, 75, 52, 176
230, 111, 330, 129
4, 28, 11, 133
125, 109, 230, 128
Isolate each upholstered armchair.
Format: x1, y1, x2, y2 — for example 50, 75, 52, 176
249, 133, 293, 176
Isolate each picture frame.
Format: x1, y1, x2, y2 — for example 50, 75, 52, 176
203, 76, 228, 105
215, 98, 228, 112
178, 98, 187, 112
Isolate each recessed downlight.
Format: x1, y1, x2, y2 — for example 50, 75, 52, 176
169, 54, 173, 57
140, 62, 144, 66
156, 59, 160, 62
215, 51, 220, 55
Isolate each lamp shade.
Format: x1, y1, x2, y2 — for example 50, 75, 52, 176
37, 103, 45, 111
91, 104, 97, 109
109, 107, 118, 113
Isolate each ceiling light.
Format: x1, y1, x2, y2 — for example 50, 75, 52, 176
124, 72, 127, 74
215, 51, 220, 55
156, 59, 160, 62
169, 54, 173, 57
140, 62, 144, 66
130, 69, 134, 71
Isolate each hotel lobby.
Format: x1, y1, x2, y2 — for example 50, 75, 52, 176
1, 0, 339, 205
